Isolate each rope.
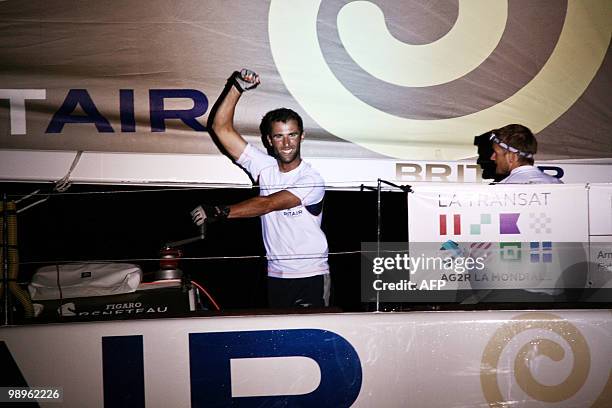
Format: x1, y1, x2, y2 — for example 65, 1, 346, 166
54, 151, 83, 192
4, 180, 416, 201
17, 249, 411, 266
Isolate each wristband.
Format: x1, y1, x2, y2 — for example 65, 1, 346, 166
228, 69, 259, 93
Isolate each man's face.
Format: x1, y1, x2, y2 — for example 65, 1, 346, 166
267, 120, 303, 168
491, 143, 513, 176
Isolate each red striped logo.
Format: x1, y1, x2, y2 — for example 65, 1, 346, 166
439, 214, 461, 235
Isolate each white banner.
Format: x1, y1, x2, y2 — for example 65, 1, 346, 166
406, 183, 612, 291
409, 184, 589, 242
1, 149, 611, 187
1, 311, 611, 407
1, 1, 611, 185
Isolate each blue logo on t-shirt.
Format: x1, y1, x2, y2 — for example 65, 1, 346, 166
283, 208, 303, 217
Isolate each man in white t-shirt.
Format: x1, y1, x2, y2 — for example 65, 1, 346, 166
191, 69, 330, 308
489, 124, 562, 184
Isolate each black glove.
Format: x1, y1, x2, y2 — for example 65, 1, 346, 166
228, 69, 260, 93
191, 205, 230, 226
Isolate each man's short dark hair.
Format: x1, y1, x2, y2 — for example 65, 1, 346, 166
492, 124, 537, 165
259, 108, 304, 137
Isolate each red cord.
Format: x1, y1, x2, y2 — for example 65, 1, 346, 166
141, 279, 220, 311
191, 280, 221, 311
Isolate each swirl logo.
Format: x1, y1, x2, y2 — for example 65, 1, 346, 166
480, 312, 611, 407
268, 1, 611, 160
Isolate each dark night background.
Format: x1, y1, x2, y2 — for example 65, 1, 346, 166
3, 180, 609, 315
1, 182, 409, 312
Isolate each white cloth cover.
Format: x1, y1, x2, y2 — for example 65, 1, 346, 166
28, 263, 142, 300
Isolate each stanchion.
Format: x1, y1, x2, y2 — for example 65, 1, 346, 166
2, 193, 11, 325
362, 180, 412, 312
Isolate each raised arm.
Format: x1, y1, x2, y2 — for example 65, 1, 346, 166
209, 70, 260, 161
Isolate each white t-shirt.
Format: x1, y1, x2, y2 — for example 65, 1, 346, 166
498, 165, 563, 184
237, 143, 329, 278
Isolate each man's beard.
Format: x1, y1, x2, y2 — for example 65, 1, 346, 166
495, 162, 510, 176
275, 144, 300, 164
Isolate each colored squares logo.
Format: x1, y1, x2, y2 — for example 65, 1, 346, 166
530, 241, 552, 263
529, 213, 552, 234
470, 214, 491, 235
500, 242, 521, 261
499, 213, 520, 234
469, 242, 492, 259
439, 213, 532, 237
